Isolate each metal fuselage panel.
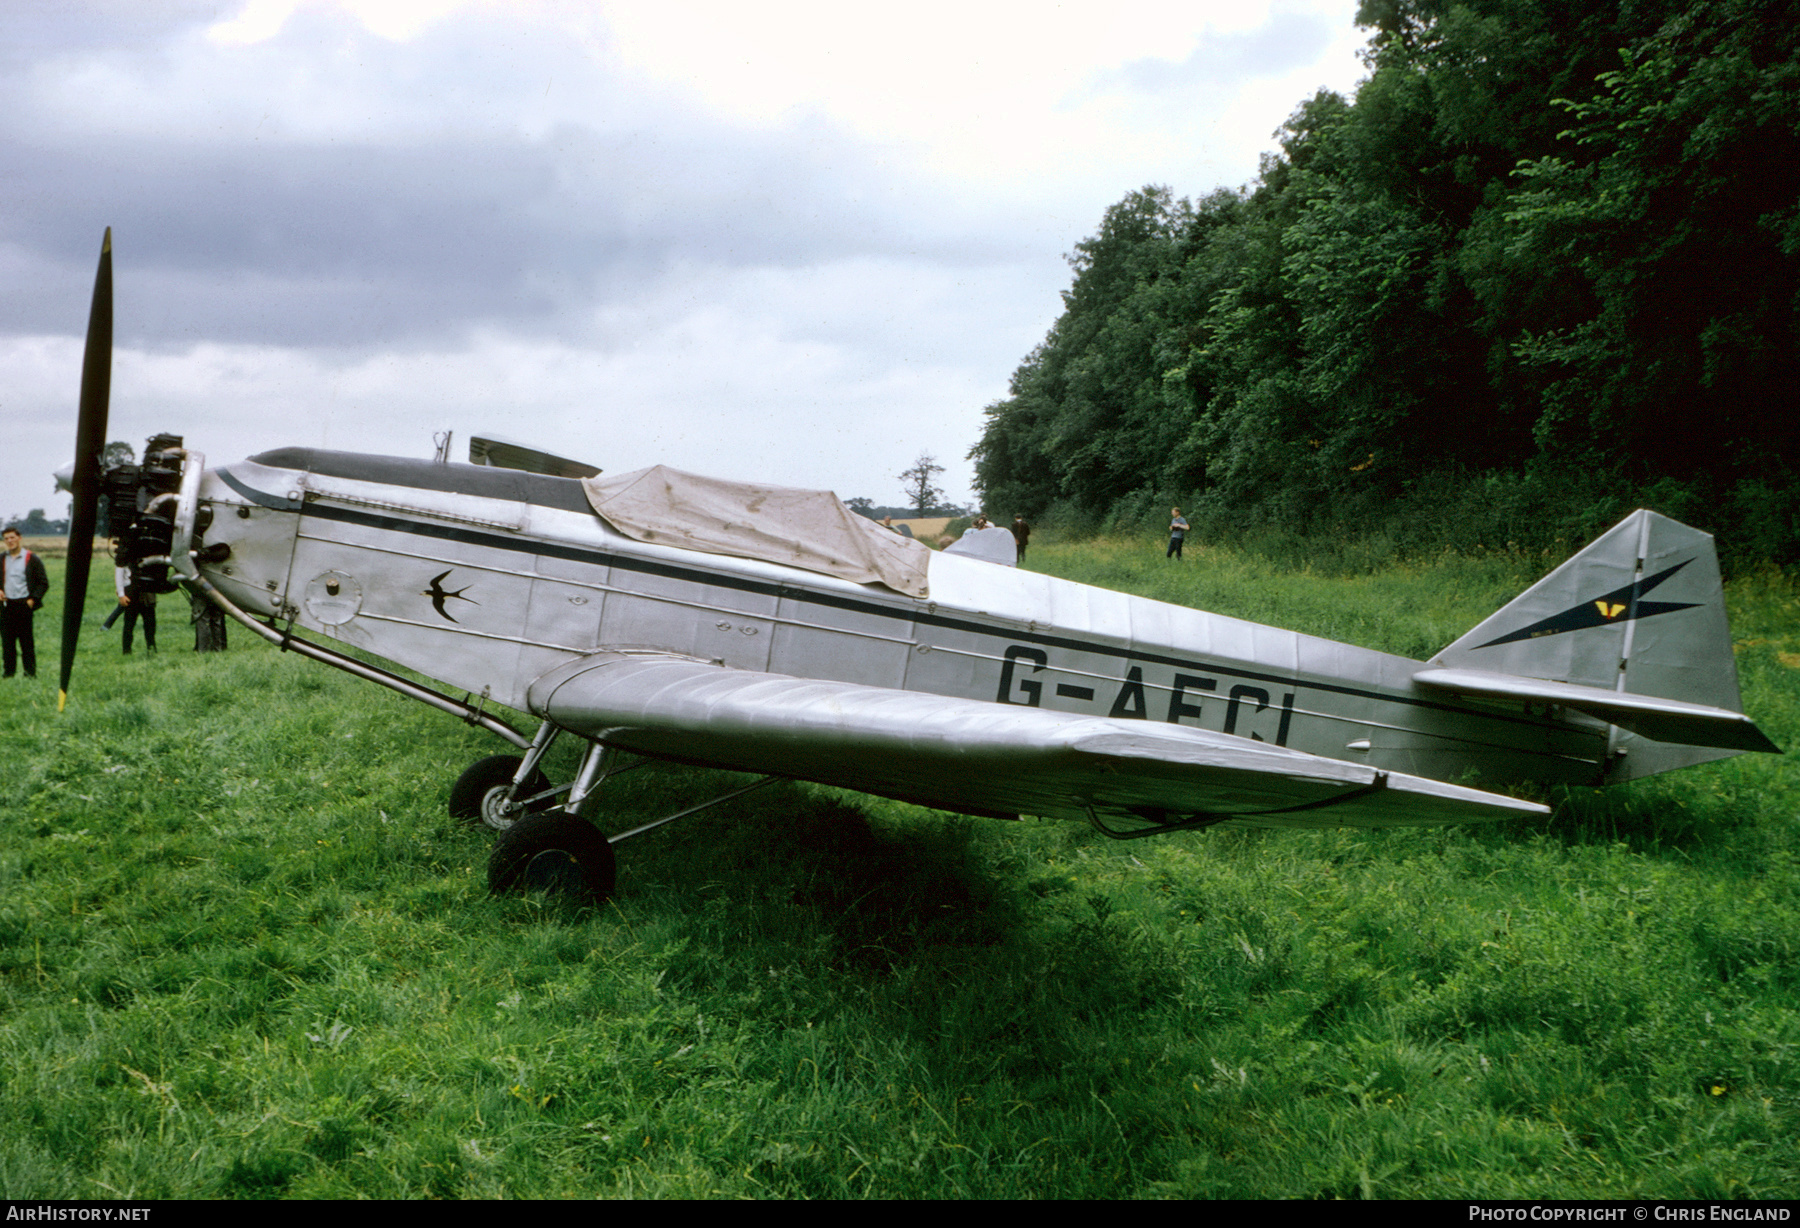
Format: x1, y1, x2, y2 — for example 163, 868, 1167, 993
196, 451, 1603, 787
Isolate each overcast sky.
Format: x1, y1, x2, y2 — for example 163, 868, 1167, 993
1, 0, 1369, 520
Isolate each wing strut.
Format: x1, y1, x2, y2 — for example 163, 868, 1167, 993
606, 774, 779, 845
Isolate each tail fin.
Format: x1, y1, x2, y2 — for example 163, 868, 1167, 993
1422, 510, 1778, 780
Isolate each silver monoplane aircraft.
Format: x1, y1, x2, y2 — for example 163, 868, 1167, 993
58, 233, 1781, 897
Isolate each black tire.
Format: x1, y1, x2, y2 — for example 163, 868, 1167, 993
488, 813, 616, 900
449, 754, 551, 831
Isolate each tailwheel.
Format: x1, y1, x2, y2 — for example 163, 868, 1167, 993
488, 813, 616, 900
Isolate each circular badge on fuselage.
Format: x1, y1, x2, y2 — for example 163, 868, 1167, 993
304, 571, 363, 626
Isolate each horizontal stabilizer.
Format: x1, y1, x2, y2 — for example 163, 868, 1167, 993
1413, 667, 1781, 754
530, 654, 1548, 830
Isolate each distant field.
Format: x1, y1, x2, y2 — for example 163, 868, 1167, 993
1, 542, 1794, 1198
16, 535, 87, 560
889, 516, 953, 541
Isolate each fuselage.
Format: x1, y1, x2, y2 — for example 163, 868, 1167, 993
196, 448, 1606, 789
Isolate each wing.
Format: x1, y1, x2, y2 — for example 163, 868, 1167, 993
528, 654, 1548, 829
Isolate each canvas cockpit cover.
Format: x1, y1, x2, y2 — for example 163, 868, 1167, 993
582, 465, 932, 598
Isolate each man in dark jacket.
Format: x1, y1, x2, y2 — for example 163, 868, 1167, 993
1, 526, 50, 678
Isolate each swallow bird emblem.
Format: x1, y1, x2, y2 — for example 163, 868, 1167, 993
423, 570, 479, 622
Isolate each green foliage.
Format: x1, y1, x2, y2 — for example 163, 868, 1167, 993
1503, 0, 1800, 480
972, 0, 1800, 565
5, 509, 69, 536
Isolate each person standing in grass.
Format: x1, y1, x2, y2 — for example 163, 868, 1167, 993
101, 541, 126, 631
1, 525, 48, 678
113, 563, 157, 654
1012, 515, 1031, 562
1166, 508, 1189, 560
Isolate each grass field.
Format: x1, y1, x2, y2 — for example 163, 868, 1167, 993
2, 540, 1796, 1198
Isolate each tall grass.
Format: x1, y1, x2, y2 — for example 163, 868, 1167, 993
2, 550, 1795, 1198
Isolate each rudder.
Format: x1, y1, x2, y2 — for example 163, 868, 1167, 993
1430, 510, 1766, 780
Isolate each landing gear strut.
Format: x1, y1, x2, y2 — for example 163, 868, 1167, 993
448, 721, 564, 830
448, 754, 553, 830
463, 726, 780, 903
460, 732, 617, 901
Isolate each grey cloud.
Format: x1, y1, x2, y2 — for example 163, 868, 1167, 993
1, 112, 1021, 351
0, 0, 232, 64
0, 3, 1045, 356
1103, 7, 1339, 94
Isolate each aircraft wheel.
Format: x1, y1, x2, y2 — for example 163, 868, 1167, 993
487, 813, 616, 900
449, 755, 551, 831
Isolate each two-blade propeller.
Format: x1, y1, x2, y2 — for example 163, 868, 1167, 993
58, 229, 113, 712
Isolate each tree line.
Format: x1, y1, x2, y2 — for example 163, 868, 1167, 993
972, 0, 1799, 564
4, 508, 70, 536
